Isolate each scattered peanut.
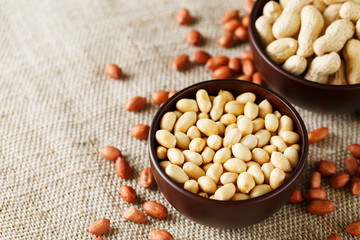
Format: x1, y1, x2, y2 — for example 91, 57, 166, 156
105, 64, 122, 79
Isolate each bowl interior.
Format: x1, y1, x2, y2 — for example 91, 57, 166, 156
149, 79, 308, 206
248, 0, 360, 91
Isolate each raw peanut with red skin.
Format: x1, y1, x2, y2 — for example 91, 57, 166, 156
213, 66, 233, 79
240, 50, 253, 60
218, 32, 235, 48
237, 75, 251, 81
93, 238, 104, 240
123, 208, 147, 223
186, 30, 202, 46
100, 146, 121, 161
306, 199, 335, 215
172, 55, 189, 71
346, 220, 360, 236
126, 96, 147, 112
327, 234, 342, 240
223, 19, 242, 33
88, 218, 110, 235
192, 50, 211, 64
176, 8, 191, 25
151, 229, 174, 240
350, 176, 360, 195
234, 26, 248, 41
143, 201, 168, 219
288, 189, 303, 203
316, 160, 337, 177
140, 167, 156, 189
309, 171, 321, 188
349, 144, 360, 158
228, 58, 242, 74
241, 15, 250, 28
131, 124, 150, 139
243, 0, 254, 15
303, 188, 327, 200
222, 9, 239, 24
105, 64, 122, 79
115, 157, 131, 179
252, 72, 263, 85
345, 156, 359, 176
242, 59, 255, 76
308, 127, 329, 144
152, 91, 169, 105
206, 56, 229, 71
168, 90, 177, 99
120, 185, 137, 203
329, 172, 350, 188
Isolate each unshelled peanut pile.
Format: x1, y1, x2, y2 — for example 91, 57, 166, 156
256, 0, 360, 85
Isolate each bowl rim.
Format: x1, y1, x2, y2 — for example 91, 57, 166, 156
248, 0, 360, 90
148, 79, 309, 207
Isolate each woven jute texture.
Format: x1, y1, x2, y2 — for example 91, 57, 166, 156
0, 0, 359, 239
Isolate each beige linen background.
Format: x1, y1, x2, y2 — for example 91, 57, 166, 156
0, 0, 359, 239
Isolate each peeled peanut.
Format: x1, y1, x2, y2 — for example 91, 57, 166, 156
258, 100, 273, 119
206, 162, 223, 184
176, 99, 199, 112
198, 176, 217, 194
201, 147, 215, 164
261, 162, 275, 183
289, 144, 300, 152
202, 163, 213, 172
220, 113, 237, 126
252, 148, 270, 165
196, 89, 212, 113
156, 130, 176, 148
283, 147, 299, 169
210, 94, 226, 121
250, 184, 272, 198
175, 132, 190, 149
223, 128, 242, 148
244, 102, 259, 120
270, 136, 288, 152
160, 112, 177, 132
184, 179, 199, 194
278, 115, 293, 135
218, 90, 235, 102
236, 92, 256, 104
237, 115, 253, 136
240, 134, 258, 150
255, 129, 271, 147
207, 135, 223, 150
246, 161, 261, 169
160, 160, 171, 169
156, 146, 167, 159
220, 172, 239, 185
167, 148, 184, 165
265, 113, 279, 132
252, 118, 265, 133
223, 157, 247, 174
183, 150, 203, 166
232, 193, 250, 200
165, 164, 189, 183
263, 144, 277, 155
198, 112, 209, 119
196, 119, 219, 136
216, 122, 225, 136
187, 126, 201, 140
214, 183, 236, 201
225, 101, 244, 116
198, 192, 209, 198
224, 123, 238, 136
281, 131, 300, 144
247, 165, 265, 185
271, 151, 292, 172
174, 111, 197, 133
213, 147, 232, 164
237, 172, 256, 193
269, 168, 286, 189
183, 162, 205, 180
232, 143, 252, 162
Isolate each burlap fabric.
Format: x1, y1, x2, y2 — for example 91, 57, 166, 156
1, 0, 359, 239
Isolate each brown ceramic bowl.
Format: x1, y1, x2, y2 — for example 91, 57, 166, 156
148, 79, 308, 228
248, 0, 360, 113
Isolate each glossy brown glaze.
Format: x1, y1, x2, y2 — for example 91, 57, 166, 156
248, 0, 360, 113
148, 80, 308, 228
